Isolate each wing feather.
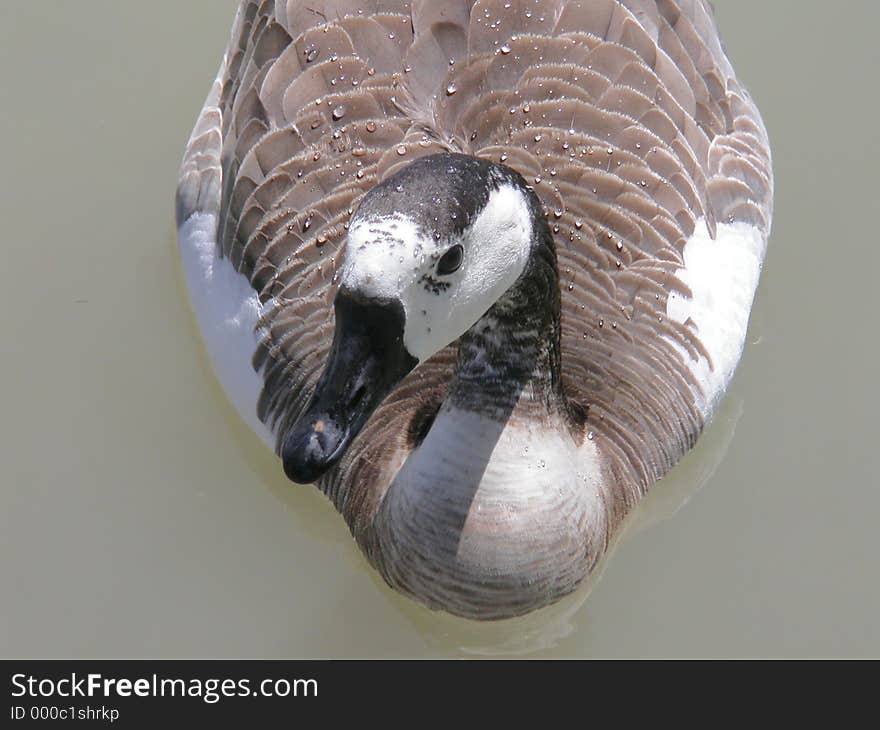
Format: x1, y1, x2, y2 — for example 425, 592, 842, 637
177, 0, 772, 520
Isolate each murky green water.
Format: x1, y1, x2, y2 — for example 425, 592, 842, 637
1, 1, 877, 657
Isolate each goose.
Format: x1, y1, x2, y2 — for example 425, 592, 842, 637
176, 0, 773, 620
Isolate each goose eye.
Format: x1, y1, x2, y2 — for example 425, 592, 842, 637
436, 244, 464, 276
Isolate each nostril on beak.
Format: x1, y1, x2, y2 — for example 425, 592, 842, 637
282, 417, 348, 483
307, 421, 340, 461
348, 384, 367, 411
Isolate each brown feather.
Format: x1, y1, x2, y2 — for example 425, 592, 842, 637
177, 0, 773, 599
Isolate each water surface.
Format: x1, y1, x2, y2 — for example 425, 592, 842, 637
1, 1, 877, 657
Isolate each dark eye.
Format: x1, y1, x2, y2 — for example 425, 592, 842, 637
436, 244, 464, 276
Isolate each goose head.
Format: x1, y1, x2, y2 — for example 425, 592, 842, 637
282, 153, 543, 483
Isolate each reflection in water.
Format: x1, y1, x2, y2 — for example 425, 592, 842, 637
4, 0, 877, 659
175, 221, 743, 653
204, 288, 747, 654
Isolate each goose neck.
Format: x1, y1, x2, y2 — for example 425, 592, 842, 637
449, 224, 562, 416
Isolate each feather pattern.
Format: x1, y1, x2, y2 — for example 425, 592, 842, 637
177, 0, 772, 616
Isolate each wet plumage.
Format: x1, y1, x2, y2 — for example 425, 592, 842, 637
177, 0, 773, 618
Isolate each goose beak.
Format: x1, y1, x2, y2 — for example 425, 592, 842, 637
281, 290, 417, 484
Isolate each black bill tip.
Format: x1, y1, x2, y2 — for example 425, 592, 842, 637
279, 290, 417, 485
281, 416, 349, 484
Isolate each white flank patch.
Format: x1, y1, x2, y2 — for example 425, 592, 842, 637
178, 213, 275, 448
666, 219, 766, 416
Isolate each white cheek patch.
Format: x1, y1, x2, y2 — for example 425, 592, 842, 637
404, 185, 533, 361
665, 219, 766, 416
457, 184, 533, 304
339, 185, 534, 364
340, 214, 424, 300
